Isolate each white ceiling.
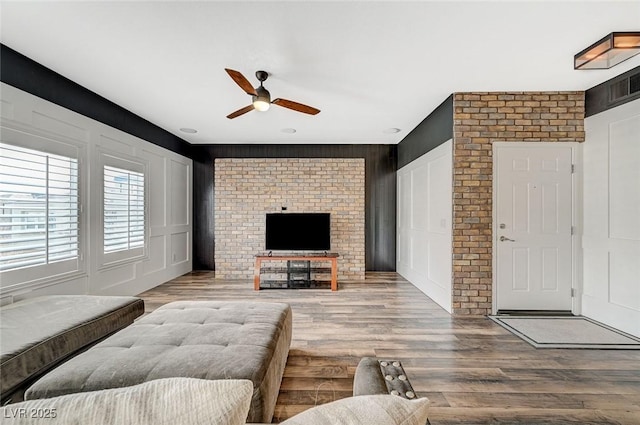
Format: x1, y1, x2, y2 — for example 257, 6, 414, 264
1, 1, 639, 145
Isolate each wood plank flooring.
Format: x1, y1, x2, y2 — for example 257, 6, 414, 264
139, 272, 640, 424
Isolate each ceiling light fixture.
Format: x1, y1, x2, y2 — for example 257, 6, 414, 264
225, 69, 320, 119
574, 32, 640, 70
179, 128, 197, 134
383, 128, 401, 134
281, 128, 296, 134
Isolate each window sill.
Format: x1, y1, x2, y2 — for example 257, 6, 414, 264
98, 252, 148, 272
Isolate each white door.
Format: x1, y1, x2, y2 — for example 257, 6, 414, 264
495, 144, 573, 311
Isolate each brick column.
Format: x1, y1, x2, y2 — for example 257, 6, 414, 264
451, 92, 585, 315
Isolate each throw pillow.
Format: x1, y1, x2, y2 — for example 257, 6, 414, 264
280, 394, 429, 425
1, 378, 253, 425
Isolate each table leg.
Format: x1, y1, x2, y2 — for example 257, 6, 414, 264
331, 258, 338, 291
254, 258, 262, 291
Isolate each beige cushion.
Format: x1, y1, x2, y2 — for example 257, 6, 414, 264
1, 378, 252, 425
280, 394, 429, 425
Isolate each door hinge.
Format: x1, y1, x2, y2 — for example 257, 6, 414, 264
571, 288, 575, 297
571, 226, 574, 235
571, 164, 575, 174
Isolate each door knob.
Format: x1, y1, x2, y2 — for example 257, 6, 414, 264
500, 236, 516, 242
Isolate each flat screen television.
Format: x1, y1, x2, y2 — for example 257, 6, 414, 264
265, 213, 330, 251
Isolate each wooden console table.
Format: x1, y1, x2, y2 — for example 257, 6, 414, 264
254, 253, 339, 291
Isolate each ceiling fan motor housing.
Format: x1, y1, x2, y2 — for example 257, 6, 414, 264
253, 85, 271, 107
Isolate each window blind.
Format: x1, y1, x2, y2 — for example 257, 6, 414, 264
0, 143, 79, 271
103, 165, 144, 253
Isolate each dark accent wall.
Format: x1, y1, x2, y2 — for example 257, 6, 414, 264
0, 44, 192, 158
586, 65, 640, 117
192, 145, 397, 272
397, 95, 453, 168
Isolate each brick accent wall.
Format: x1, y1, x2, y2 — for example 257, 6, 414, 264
452, 92, 585, 315
214, 158, 365, 280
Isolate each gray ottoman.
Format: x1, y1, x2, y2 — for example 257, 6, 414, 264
1, 295, 144, 403
25, 301, 292, 424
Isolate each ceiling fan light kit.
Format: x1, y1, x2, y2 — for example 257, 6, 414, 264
252, 87, 271, 111
574, 32, 640, 70
225, 68, 320, 119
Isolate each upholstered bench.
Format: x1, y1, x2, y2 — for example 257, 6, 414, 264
25, 301, 292, 424
0, 295, 144, 404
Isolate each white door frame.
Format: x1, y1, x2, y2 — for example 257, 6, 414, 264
491, 142, 581, 315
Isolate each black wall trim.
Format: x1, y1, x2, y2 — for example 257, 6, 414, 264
586, 65, 640, 117
192, 144, 397, 272
397, 94, 453, 168
0, 44, 192, 158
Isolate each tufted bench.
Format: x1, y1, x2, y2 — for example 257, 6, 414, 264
24, 301, 292, 424
1, 295, 144, 404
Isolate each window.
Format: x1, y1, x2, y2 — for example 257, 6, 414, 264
103, 165, 144, 254
0, 142, 79, 272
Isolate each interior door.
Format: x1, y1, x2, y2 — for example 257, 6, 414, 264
495, 144, 573, 311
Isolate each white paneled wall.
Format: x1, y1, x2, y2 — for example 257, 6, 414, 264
0, 83, 192, 300
582, 99, 640, 337
397, 140, 452, 313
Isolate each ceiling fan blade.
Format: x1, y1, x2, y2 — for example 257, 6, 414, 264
225, 68, 257, 96
226, 105, 255, 119
272, 98, 320, 115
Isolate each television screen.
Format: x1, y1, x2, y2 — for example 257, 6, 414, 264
265, 213, 330, 251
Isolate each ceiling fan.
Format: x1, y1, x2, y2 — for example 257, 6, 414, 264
224, 68, 321, 119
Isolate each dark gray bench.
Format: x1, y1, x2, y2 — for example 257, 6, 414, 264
25, 301, 292, 424
1, 295, 144, 403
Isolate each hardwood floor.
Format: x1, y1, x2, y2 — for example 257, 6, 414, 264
139, 272, 640, 424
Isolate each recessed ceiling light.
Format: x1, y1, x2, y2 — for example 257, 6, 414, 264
383, 128, 401, 134
281, 128, 297, 134
179, 128, 197, 134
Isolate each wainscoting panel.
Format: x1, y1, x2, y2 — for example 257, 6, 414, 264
170, 159, 190, 226
582, 98, 640, 337
397, 140, 453, 313
144, 235, 166, 275
171, 232, 190, 265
